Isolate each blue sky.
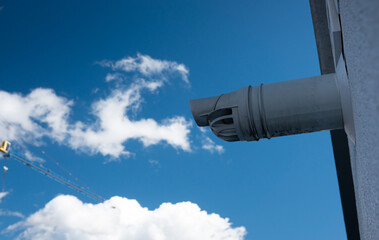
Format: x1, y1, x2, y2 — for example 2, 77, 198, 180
0, 0, 347, 239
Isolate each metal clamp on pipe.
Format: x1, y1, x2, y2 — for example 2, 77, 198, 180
190, 73, 344, 141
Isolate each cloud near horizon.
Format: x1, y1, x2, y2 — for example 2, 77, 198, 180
6, 195, 246, 240
0, 54, 192, 158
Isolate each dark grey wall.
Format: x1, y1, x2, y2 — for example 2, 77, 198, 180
339, 1, 379, 239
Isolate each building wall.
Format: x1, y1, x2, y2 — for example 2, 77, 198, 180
339, 1, 379, 239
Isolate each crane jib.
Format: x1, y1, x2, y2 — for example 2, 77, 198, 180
4, 153, 103, 203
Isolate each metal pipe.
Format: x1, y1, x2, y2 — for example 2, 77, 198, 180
190, 73, 343, 141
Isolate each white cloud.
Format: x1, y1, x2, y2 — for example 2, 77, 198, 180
7, 195, 246, 240
202, 137, 225, 154
99, 53, 190, 84
67, 79, 191, 157
0, 54, 192, 158
0, 88, 72, 144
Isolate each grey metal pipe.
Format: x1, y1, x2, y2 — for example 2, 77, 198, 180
189, 73, 343, 141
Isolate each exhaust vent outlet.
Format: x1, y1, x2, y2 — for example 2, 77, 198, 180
190, 86, 258, 141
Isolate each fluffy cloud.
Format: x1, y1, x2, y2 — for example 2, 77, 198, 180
7, 195, 246, 240
0, 88, 72, 143
68, 79, 191, 157
0, 54, 192, 158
